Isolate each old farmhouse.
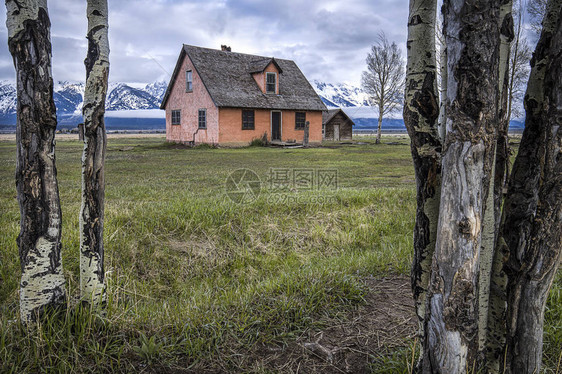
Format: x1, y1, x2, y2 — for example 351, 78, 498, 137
160, 45, 327, 146
322, 109, 354, 141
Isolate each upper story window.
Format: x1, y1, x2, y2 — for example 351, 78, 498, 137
295, 112, 306, 130
266, 72, 276, 94
198, 109, 207, 129
186, 70, 193, 92
171, 110, 181, 125
242, 110, 255, 130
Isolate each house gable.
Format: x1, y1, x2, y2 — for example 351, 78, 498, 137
161, 45, 326, 111
164, 51, 219, 144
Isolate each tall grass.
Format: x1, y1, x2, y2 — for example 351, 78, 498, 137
0, 136, 559, 373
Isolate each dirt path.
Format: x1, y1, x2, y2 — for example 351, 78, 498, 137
252, 275, 417, 374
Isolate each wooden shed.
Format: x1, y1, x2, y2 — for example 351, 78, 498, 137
322, 109, 354, 141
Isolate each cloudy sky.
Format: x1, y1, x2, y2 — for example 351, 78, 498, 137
0, 0, 409, 87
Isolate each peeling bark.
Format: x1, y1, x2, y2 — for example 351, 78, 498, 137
437, 7, 447, 142
479, 1, 513, 371
6, 0, 66, 323
424, 0, 501, 371
403, 0, 441, 359
80, 0, 109, 305
500, 1, 562, 372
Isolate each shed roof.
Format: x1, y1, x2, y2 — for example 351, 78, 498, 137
322, 108, 355, 125
160, 45, 326, 112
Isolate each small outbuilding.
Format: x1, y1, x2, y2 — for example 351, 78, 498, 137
322, 109, 354, 141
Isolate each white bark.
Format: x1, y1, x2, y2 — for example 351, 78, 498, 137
6, 0, 66, 323
80, 0, 109, 305
437, 13, 447, 141
403, 1, 441, 364
426, 0, 501, 371
480, 2, 513, 371
20, 237, 66, 320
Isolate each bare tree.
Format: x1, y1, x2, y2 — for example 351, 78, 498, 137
80, 0, 110, 305
361, 33, 404, 144
5, 0, 66, 323
527, 0, 548, 36
508, 1, 532, 121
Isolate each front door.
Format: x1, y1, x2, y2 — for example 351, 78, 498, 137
333, 125, 340, 141
271, 111, 281, 141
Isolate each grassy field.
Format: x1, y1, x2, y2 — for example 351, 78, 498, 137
0, 136, 560, 373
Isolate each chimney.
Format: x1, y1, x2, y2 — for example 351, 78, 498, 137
221, 45, 231, 52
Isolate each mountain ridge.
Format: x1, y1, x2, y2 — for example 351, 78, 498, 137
0, 80, 524, 131
0, 79, 366, 122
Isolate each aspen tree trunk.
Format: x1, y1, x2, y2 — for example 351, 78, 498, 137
6, 0, 66, 323
423, 0, 500, 371
376, 103, 383, 144
437, 47, 447, 141
480, 2, 514, 372
80, 0, 109, 305
494, 1, 514, 225
437, 15, 447, 141
500, 1, 562, 371
403, 0, 441, 354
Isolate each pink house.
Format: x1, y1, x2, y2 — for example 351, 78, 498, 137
160, 45, 327, 146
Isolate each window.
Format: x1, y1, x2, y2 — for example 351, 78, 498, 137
198, 109, 206, 129
242, 110, 255, 130
171, 110, 181, 125
295, 112, 306, 130
186, 70, 193, 92
266, 72, 276, 94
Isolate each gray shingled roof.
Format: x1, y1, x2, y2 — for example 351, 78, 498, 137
160, 45, 326, 111
322, 108, 355, 125
248, 57, 283, 74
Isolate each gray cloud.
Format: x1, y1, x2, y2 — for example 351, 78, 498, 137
0, 0, 409, 86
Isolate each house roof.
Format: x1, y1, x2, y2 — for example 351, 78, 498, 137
160, 45, 326, 111
322, 108, 355, 125
248, 57, 283, 74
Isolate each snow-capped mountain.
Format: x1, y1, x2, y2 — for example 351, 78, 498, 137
106, 83, 161, 111
1, 79, 377, 129
144, 81, 167, 103
53, 81, 85, 114
0, 80, 17, 116
0, 80, 168, 121
312, 80, 369, 108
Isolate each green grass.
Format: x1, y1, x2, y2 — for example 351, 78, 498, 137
0, 135, 559, 373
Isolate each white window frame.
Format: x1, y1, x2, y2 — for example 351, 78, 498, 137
266, 72, 276, 94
